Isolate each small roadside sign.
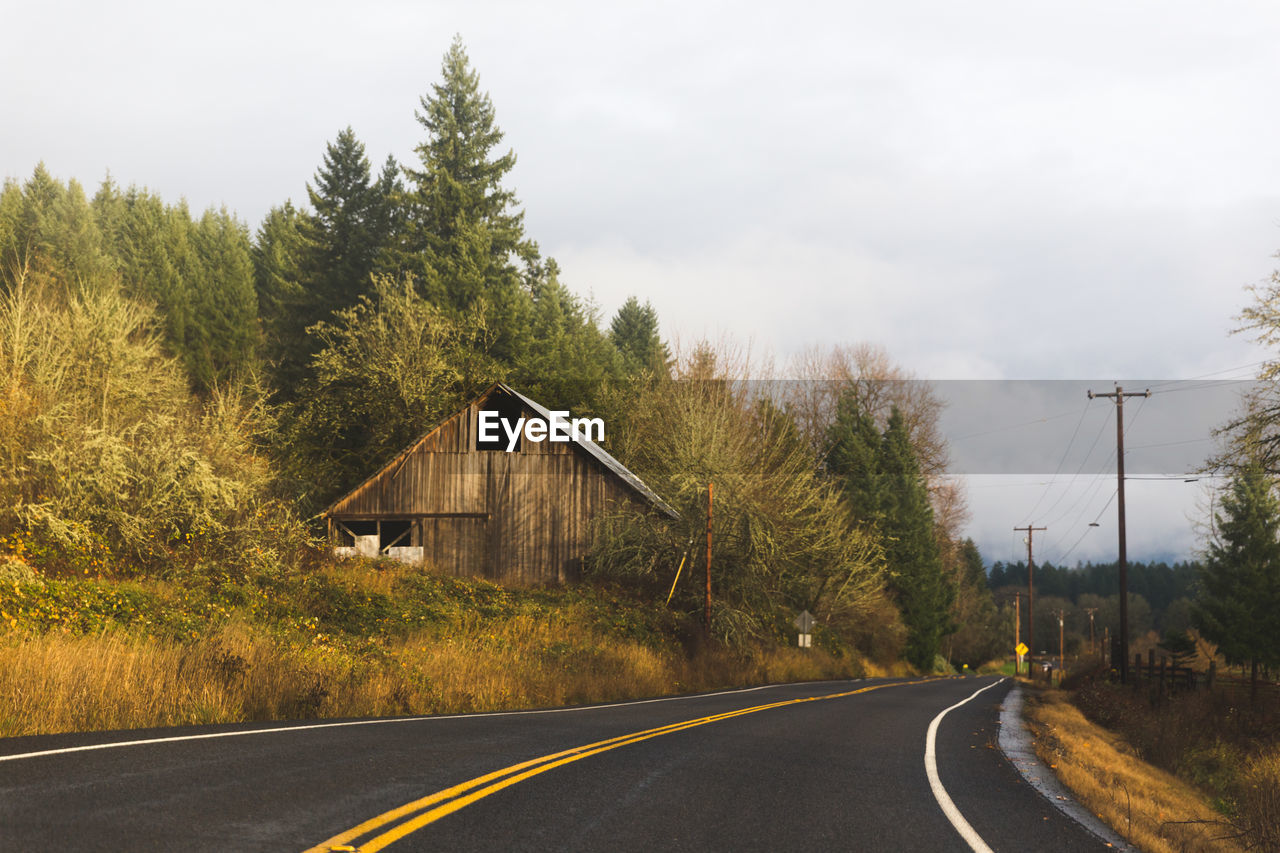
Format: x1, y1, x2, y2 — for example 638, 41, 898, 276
794, 610, 815, 634
1015, 642, 1028, 657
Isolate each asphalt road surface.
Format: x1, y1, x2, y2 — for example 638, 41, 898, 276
1, 675, 1115, 851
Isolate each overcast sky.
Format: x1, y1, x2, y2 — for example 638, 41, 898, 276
7, 1, 1280, 565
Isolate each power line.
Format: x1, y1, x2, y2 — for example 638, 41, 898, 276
1125, 437, 1212, 450
1124, 475, 1213, 481
1145, 359, 1270, 389
957, 479, 1056, 489
1147, 379, 1254, 396
1044, 395, 1148, 535
1033, 406, 1115, 525
950, 409, 1082, 442
1044, 475, 1112, 555
1023, 401, 1092, 523
1055, 488, 1118, 565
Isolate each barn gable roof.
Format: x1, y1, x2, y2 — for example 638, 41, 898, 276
323, 382, 678, 520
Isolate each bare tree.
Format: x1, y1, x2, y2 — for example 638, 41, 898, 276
786, 343, 948, 479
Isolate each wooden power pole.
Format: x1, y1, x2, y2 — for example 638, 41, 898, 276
704, 482, 713, 635
1058, 609, 1066, 682
1014, 525, 1046, 668
1084, 607, 1098, 656
1088, 385, 1149, 685
1014, 592, 1022, 674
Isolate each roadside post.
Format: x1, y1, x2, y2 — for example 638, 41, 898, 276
794, 610, 814, 648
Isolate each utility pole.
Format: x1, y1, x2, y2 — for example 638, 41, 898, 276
1088, 385, 1150, 685
1058, 609, 1066, 683
1014, 525, 1046, 668
1014, 592, 1022, 675
704, 482, 713, 635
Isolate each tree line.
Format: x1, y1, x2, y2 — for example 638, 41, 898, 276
0, 38, 1004, 670
987, 560, 1199, 620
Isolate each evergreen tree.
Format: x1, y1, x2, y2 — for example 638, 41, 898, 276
182, 207, 258, 389
825, 386, 885, 526
514, 268, 624, 415
879, 406, 955, 670
301, 126, 399, 310
252, 201, 312, 390
1196, 460, 1280, 699
106, 188, 194, 367
2, 165, 112, 294
609, 295, 670, 376
395, 36, 538, 361
0, 179, 23, 287
253, 128, 399, 396
90, 174, 128, 253
945, 538, 1005, 666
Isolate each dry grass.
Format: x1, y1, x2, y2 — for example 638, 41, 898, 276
1237, 746, 1280, 851
0, 616, 859, 738
1023, 688, 1245, 853
0, 554, 870, 738
858, 658, 915, 679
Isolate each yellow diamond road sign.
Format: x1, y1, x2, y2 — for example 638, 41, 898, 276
1015, 642, 1029, 657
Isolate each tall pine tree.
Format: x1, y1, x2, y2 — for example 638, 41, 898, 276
825, 386, 885, 526
252, 200, 312, 384
186, 207, 258, 389
102, 187, 195, 371
395, 36, 538, 361
254, 128, 400, 396
514, 266, 625, 414
879, 407, 954, 671
609, 295, 670, 377
301, 126, 399, 310
1196, 460, 1280, 700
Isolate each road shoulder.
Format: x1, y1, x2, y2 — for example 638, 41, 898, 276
998, 683, 1134, 850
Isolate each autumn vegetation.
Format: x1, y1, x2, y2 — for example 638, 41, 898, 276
5, 34, 1280, 851
0, 38, 1004, 738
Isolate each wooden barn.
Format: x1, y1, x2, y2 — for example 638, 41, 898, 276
323, 383, 677, 584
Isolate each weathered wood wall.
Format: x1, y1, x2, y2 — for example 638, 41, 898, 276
327, 396, 643, 584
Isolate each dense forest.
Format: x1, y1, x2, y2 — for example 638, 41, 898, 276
986, 559, 1200, 655
0, 38, 1007, 670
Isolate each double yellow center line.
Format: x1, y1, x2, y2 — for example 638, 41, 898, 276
304, 678, 933, 853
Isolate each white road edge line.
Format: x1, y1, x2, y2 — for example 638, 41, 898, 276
0, 678, 864, 764
924, 677, 1006, 853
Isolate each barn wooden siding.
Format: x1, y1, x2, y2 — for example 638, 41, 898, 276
324, 388, 668, 584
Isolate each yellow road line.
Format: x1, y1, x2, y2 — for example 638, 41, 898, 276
304, 678, 941, 853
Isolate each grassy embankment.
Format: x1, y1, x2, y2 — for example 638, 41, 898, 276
1022, 674, 1280, 852
0, 555, 893, 738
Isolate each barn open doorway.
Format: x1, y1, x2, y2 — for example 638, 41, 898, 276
332, 519, 418, 561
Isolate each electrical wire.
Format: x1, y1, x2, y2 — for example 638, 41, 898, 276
1042, 395, 1148, 558
1050, 394, 1167, 563
1145, 359, 1270, 390
1032, 403, 1114, 526
1055, 488, 1118, 565
1021, 401, 1092, 524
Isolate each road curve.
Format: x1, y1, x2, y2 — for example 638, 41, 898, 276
0, 676, 1112, 851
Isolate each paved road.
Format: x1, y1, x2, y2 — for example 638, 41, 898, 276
0, 676, 1112, 851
